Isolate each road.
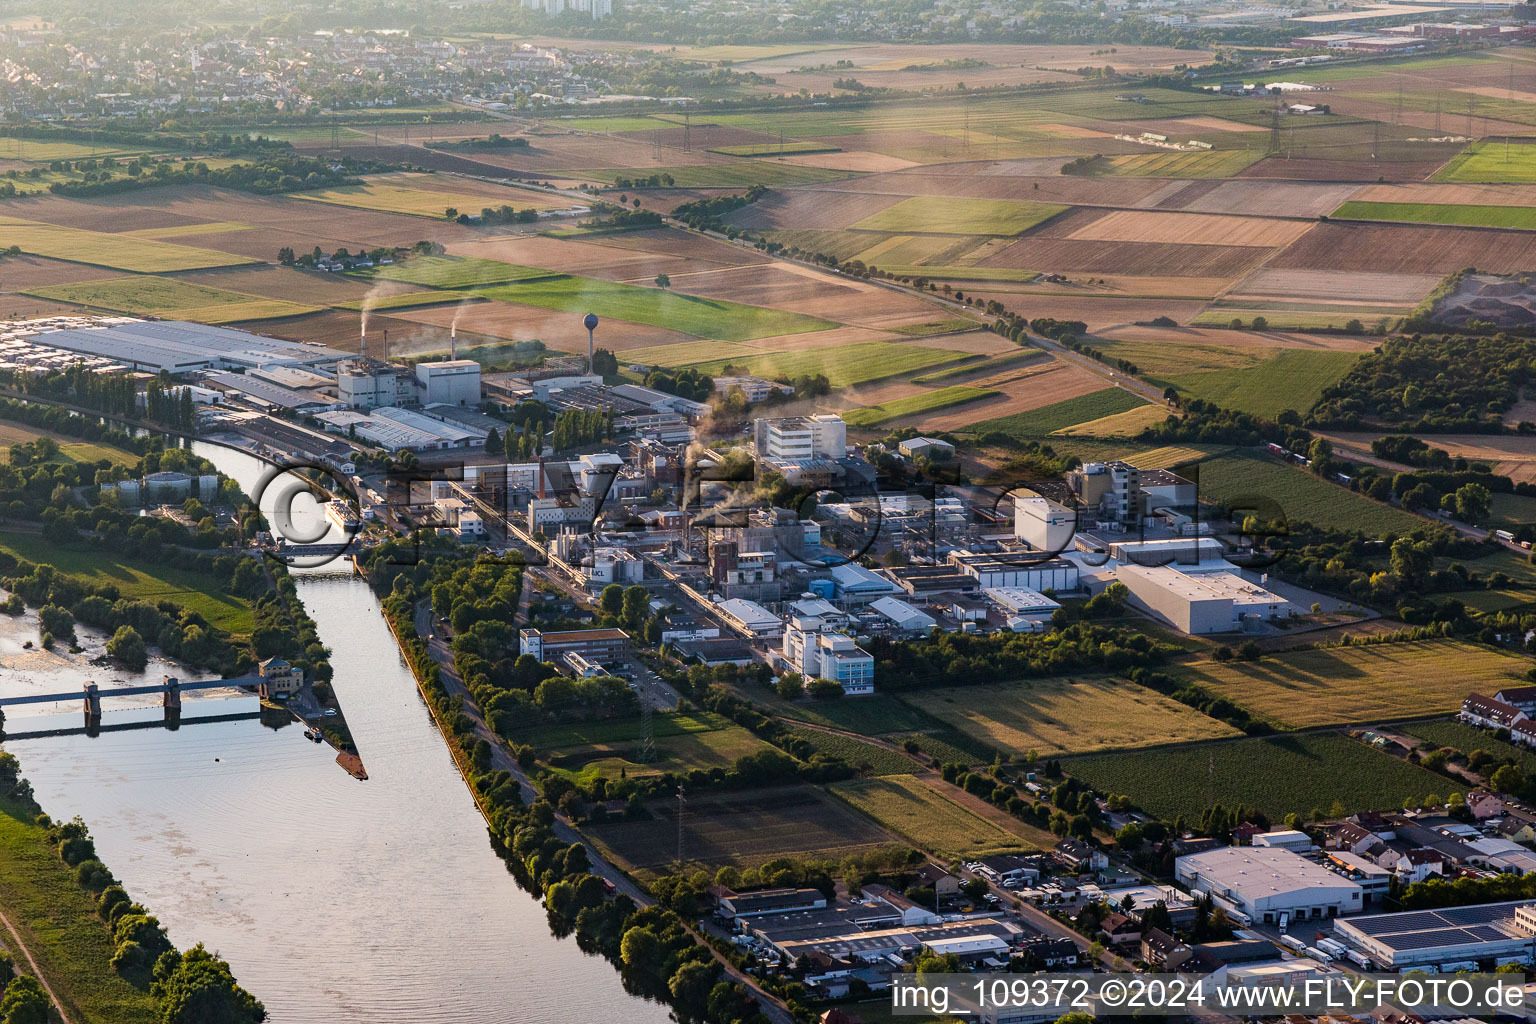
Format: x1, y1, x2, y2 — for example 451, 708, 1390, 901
0, 906, 71, 1024
409, 601, 792, 1024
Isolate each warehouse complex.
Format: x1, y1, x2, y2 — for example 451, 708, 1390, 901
1175, 847, 1363, 925
1333, 901, 1536, 969
0, 316, 350, 372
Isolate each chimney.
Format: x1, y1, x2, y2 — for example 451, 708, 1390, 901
451, 324, 457, 361
536, 455, 546, 499
382, 329, 389, 363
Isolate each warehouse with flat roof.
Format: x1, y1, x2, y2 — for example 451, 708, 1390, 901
1333, 901, 1536, 969
10, 317, 350, 373
1175, 847, 1363, 925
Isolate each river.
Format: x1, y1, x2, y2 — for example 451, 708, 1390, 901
0, 440, 670, 1024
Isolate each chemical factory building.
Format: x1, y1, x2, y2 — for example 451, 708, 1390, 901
1114, 563, 1291, 634
9, 317, 350, 373
1176, 847, 1363, 925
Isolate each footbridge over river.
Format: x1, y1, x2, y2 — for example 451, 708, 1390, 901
0, 674, 261, 719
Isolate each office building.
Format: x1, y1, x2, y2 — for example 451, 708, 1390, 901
754, 414, 847, 461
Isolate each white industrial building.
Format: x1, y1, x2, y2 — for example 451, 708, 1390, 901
583, 547, 643, 585
753, 414, 847, 461
1114, 564, 1291, 634
947, 551, 1080, 592
1333, 900, 1536, 969
316, 407, 483, 452
1014, 495, 1075, 552
414, 359, 482, 407
0, 316, 349, 373
1175, 847, 1363, 925
782, 615, 875, 695
869, 596, 937, 633
983, 587, 1061, 630
338, 359, 416, 409
715, 597, 783, 638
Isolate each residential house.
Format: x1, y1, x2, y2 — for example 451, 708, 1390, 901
1054, 839, 1108, 873
1331, 822, 1389, 859
1394, 849, 1445, 885
1468, 791, 1505, 820
1019, 935, 1079, 968
1461, 693, 1528, 730
1495, 685, 1536, 716
1498, 815, 1536, 843
1141, 928, 1191, 967
1098, 911, 1141, 946
910, 864, 961, 899
861, 884, 941, 926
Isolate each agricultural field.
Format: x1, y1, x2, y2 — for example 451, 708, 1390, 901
0, 533, 253, 634
0, 218, 259, 272
899, 677, 1241, 758
1066, 733, 1463, 820
1066, 210, 1314, 248
1161, 349, 1364, 419
969, 387, 1150, 438
474, 275, 837, 343
1178, 640, 1528, 730
783, 728, 921, 775
1331, 200, 1536, 230
1190, 306, 1404, 332
1402, 720, 1536, 775
1433, 140, 1536, 183
294, 179, 573, 218
533, 712, 774, 784
1097, 149, 1264, 178
769, 693, 939, 735
688, 340, 971, 387
1051, 403, 1170, 437
1184, 450, 1422, 535
708, 141, 841, 156
572, 163, 850, 187
359, 255, 554, 289
24, 276, 321, 323
850, 197, 1068, 236
830, 774, 1032, 857
843, 385, 997, 428
333, 291, 467, 312
586, 784, 894, 875
0, 422, 138, 466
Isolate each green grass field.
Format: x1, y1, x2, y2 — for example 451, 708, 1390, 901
1402, 719, 1536, 775
24, 277, 320, 323
476, 276, 837, 343
876, 265, 1042, 282
1432, 140, 1536, 184
1178, 639, 1527, 730
0, 533, 254, 633
900, 677, 1241, 758
851, 197, 1068, 236
913, 350, 1045, 384
768, 693, 938, 735
891, 730, 994, 766
545, 723, 772, 785
1163, 349, 1363, 420
0, 218, 258, 272
687, 340, 969, 387
1332, 200, 1536, 230
1186, 450, 1422, 535
294, 180, 572, 218
0, 795, 159, 1024
844, 385, 996, 428
783, 728, 921, 775
1100, 149, 1264, 178
970, 387, 1149, 438
357, 255, 555, 289
507, 710, 726, 749
1066, 733, 1463, 820
707, 141, 841, 156
830, 774, 1032, 857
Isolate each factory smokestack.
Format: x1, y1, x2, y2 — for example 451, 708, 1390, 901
451, 323, 457, 361
382, 329, 389, 363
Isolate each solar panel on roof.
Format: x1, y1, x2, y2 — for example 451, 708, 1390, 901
1466, 925, 1511, 941
1444, 904, 1517, 926
1353, 911, 1442, 935
1386, 928, 1482, 951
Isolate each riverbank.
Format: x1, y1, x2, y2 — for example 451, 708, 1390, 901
0, 791, 157, 1024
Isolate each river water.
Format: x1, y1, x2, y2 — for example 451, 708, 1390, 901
0, 441, 669, 1024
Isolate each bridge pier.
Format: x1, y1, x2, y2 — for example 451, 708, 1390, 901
82, 682, 101, 721
162, 676, 181, 711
